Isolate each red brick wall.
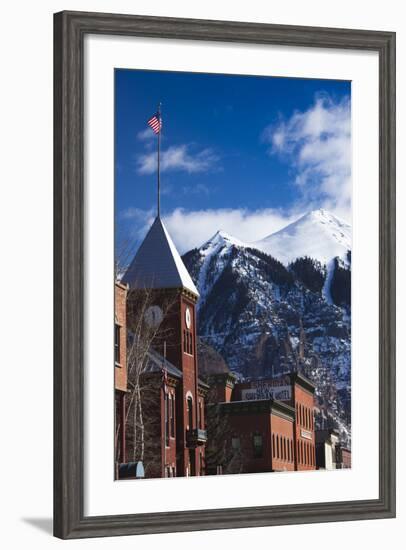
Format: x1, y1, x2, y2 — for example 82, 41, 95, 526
223, 409, 293, 474
162, 385, 178, 477
114, 282, 128, 392
226, 411, 273, 473
293, 383, 316, 470
341, 448, 351, 469
179, 295, 201, 476
270, 413, 295, 472
147, 290, 203, 477
210, 377, 234, 403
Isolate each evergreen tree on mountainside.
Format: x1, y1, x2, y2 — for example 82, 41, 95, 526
289, 256, 327, 293
245, 247, 294, 287
181, 229, 352, 446
330, 258, 351, 307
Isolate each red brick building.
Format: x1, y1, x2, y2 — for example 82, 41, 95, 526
114, 281, 128, 470
208, 372, 316, 473
121, 216, 208, 478
117, 215, 318, 478
340, 447, 352, 469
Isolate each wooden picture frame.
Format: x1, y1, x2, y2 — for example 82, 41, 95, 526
54, 10, 396, 539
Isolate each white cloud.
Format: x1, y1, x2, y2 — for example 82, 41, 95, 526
120, 206, 154, 223
123, 207, 299, 254
136, 145, 219, 175
263, 94, 351, 220
137, 127, 155, 142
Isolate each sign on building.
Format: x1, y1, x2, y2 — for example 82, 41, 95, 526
241, 377, 292, 401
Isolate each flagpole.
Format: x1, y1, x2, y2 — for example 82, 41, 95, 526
163, 340, 167, 477
157, 102, 161, 218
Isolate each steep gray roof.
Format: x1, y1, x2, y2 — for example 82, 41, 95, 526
144, 348, 183, 379
122, 216, 199, 296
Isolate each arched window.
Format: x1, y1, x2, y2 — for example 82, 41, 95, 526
165, 394, 170, 447
277, 435, 280, 459
187, 395, 193, 430
170, 394, 175, 437
272, 434, 275, 458
114, 324, 120, 364
198, 400, 203, 429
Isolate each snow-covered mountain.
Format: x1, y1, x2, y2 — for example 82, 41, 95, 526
253, 209, 351, 266
182, 209, 352, 443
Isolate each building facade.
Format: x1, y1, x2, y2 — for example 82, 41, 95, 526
315, 429, 352, 470
115, 216, 347, 479
208, 372, 316, 473
114, 281, 128, 472
121, 216, 208, 478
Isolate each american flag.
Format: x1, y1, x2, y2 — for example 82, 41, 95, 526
147, 112, 162, 134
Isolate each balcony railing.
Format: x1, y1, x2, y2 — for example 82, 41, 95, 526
186, 428, 207, 447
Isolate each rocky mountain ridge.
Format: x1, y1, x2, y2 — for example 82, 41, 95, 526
182, 209, 352, 443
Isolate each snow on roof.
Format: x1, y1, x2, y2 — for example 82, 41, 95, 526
122, 216, 199, 296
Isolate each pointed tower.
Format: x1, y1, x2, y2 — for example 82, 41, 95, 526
122, 216, 198, 296
123, 216, 206, 477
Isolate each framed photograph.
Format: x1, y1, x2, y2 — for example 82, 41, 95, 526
54, 11, 396, 539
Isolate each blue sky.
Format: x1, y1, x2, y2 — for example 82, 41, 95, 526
115, 69, 351, 255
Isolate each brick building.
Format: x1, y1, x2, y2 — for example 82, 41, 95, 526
121, 216, 208, 478
207, 371, 316, 473
114, 281, 128, 470
340, 447, 352, 469
116, 216, 324, 478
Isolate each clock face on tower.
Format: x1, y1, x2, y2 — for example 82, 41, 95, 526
185, 307, 191, 329
144, 305, 163, 328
